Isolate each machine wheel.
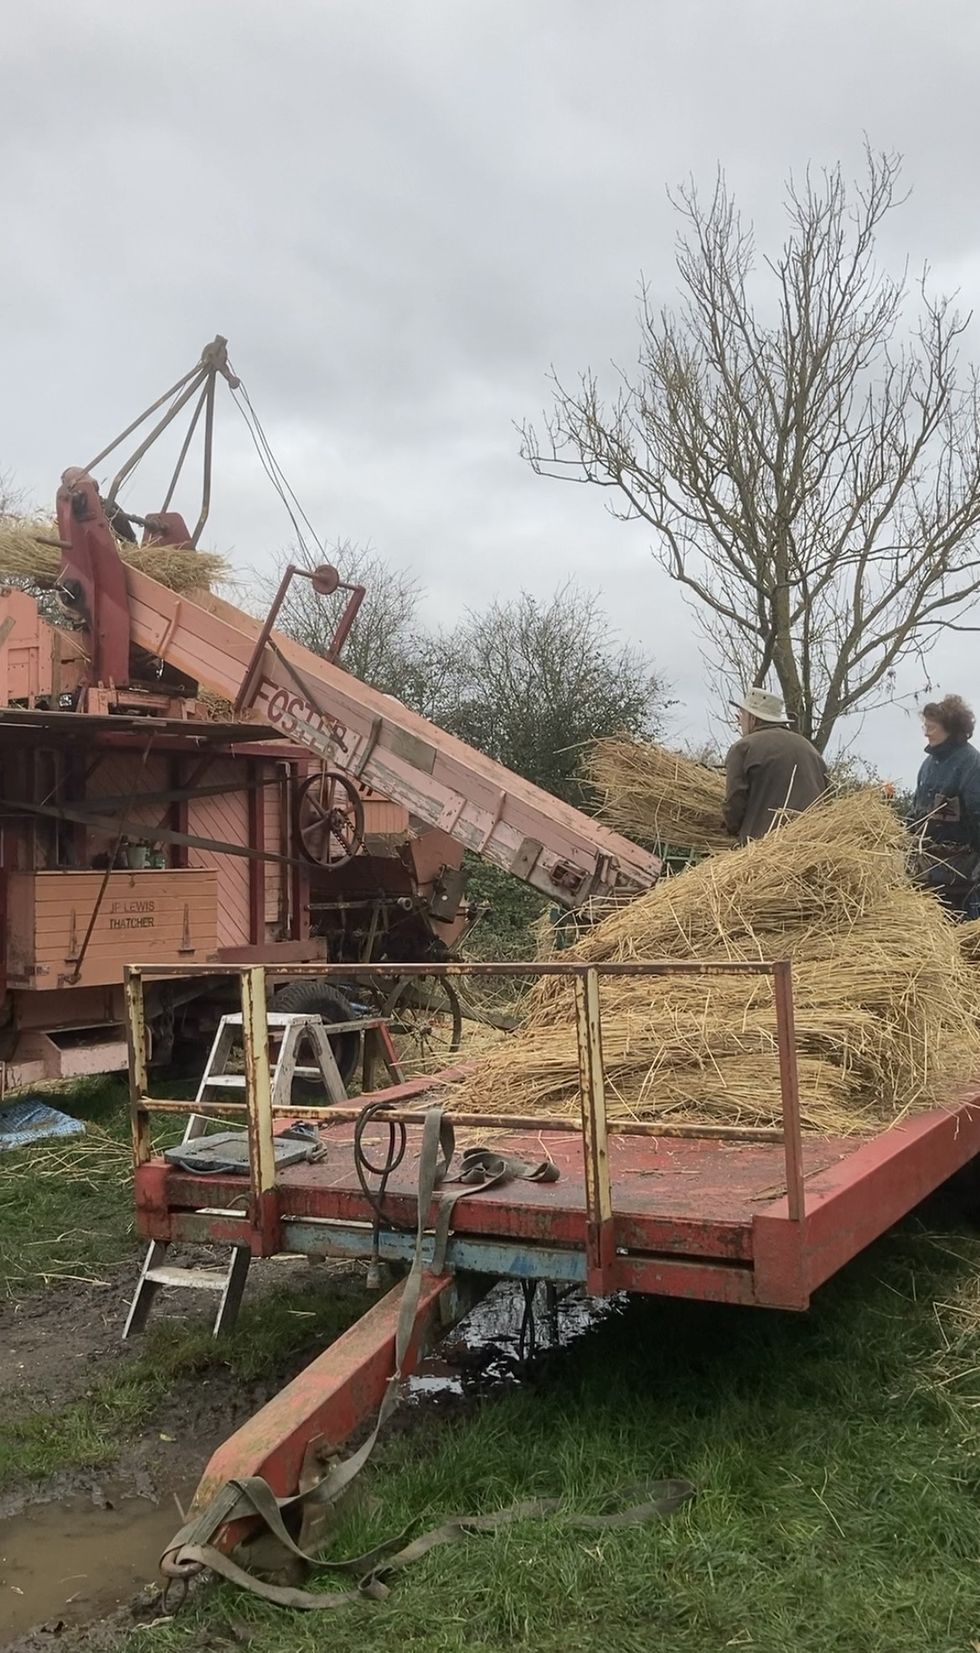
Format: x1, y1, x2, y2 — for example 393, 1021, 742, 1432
295, 771, 364, 870
274, 980, 362, 1099
381, 974, 463, 1076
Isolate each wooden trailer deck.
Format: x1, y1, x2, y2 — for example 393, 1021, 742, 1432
137, 1099, 980, 1316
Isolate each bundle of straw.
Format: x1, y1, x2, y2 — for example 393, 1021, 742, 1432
449, 791, 980, 1134
0, 517, 228, 595
197, 689, 238, 721
585, 736, 729, 855
957, 917, 980, 967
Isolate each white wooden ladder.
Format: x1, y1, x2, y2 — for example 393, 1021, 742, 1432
123, 1010, 396, 1338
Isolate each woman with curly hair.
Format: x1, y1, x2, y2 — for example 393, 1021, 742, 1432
911, 694, 980, 917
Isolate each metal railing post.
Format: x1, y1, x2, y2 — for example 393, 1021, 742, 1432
240, 965, 279, 1251
574, 966, 615, 1295
125, 966, 151, 1168
773, 960, 806, 1222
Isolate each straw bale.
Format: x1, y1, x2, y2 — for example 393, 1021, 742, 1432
585, 736, 729, 854
449, 792, 980, 1134
0, 517, 228, 594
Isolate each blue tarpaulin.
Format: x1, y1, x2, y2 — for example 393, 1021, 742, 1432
0, 1098, 86, 1152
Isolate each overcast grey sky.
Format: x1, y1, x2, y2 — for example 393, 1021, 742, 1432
2, 1, 979, 783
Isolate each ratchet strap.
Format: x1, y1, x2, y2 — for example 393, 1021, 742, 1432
160, 1104, 693, 1610
163, 1474, 695, 1611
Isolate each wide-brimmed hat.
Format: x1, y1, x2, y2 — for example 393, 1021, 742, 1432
730, 686, 790, 725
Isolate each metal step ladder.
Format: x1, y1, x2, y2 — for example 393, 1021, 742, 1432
123, 1009, 401, 1339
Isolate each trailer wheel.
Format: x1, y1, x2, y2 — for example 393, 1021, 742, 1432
273, 981, 362, 1099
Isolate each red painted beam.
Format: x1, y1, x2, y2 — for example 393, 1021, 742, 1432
613, 1254, 756, 1305
192, 1270, 455, 1542
145, 1167, 754, 1265
799, 1100, 980, 1297
134, 1160, 173, 1242
752, 1100, 980, 1309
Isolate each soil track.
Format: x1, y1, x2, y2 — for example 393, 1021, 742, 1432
0, 1257, 371, 1650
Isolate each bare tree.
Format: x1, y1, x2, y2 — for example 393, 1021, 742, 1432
522, 148, 980, 750
0, 467, 26, 517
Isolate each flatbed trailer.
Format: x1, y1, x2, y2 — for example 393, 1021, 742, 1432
125, 958, 980, 1568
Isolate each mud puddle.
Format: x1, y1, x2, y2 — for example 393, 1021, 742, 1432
0, 1487, 184, 1644
0, 1282, 621, 1644
407, 1281, 626, 1399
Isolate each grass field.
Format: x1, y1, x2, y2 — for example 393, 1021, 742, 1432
2, 1084, 979, 1653
0, 1078, 135, 1297
125, 1221, 980, 1653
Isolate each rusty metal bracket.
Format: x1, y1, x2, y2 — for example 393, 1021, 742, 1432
234, 566, 365, 716
574, 967, 615, 1294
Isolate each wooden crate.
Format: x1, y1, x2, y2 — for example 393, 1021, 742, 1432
6, 870, 219, 989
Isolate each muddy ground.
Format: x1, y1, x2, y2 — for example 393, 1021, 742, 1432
0, 1256, 372, 1651
0, 1254, 569, 1653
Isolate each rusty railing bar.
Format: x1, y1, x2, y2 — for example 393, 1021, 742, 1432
141, 1097, 784, 1143
125, 959, 788, 980
574, 966, 616, 1290
124, 965, 151, 1168
240, 965, 278, 1247
772, 958, 805, 1221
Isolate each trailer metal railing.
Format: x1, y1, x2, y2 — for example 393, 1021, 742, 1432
125, 959, 804, 1296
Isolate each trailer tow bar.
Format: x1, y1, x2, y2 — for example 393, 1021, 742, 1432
158, 1102, 694, 1610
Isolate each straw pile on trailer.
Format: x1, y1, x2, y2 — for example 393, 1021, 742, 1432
585, 736, 729, 854
957, 918, 980, 967
0, 517, 228, 594
449, 791, 980, 1134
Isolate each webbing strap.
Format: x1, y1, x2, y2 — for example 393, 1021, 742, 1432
160, 1106, 692, 1611
429, 1134, 560, 1272
165, 1479, 696, 1612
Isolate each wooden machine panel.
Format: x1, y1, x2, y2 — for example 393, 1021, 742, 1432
5, 869, 219, 989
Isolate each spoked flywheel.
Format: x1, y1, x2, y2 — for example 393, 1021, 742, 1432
295, 770, 365, 870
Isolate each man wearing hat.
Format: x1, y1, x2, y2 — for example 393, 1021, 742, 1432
723, 687, 829, 844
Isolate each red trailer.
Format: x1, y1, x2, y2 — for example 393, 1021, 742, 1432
123, 956, 980, 1592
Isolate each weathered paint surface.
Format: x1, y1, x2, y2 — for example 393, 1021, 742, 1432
126, 572, 661, 906
136, 1103, 980, 1312
194, 1270, 457, 1524
135, 1098, 980, 1549
6, 870, 218, 988
139, 1110, 980, 1302
756, 1099, 980, 1304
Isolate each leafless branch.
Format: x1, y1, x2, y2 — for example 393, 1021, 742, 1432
521, 146, 980, 750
